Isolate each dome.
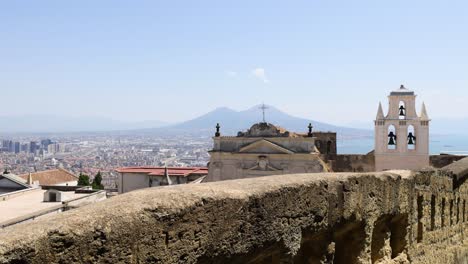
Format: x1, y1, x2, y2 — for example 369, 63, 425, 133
237, 122, 293, 137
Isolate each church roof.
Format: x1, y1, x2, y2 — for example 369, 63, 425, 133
420, 102, 429, 120
237, 122, 301, 138
376, 102, 384, 119
390, 85, 415, 96
19, 169, 78, 186
1, 173, 31, 188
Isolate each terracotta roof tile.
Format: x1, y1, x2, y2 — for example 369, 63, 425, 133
19, 169, 78, 186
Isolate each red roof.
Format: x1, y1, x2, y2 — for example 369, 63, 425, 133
19, 169, 78, 186
115, 167, 208, 177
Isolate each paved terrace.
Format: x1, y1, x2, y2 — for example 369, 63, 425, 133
0, 189, 88, 224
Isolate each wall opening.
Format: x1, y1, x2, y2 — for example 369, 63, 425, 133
387, 125, 397, 150
371, 214, 408, 263
441, 198, 446, 228
407, 125, 416, 150
450, 200, 454, 226
327, 141, 332, 154
333, 220, 366, 264
371, 216, 390, 263
430, 195, 436, 231
464, 200, 466, 223
398, 101, 406, 120
316, 140, 322, 152
417, 195, 423, 243
390, 214, 408, 259
294, 230, 332, 264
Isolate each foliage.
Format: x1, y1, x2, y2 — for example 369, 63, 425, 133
77, 173, 90, 186
92, 171, 104, 190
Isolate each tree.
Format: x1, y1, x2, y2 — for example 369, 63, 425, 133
77, 173, 90, 186
92, 171, 104, 190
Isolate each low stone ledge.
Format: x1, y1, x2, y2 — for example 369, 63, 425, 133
0, 171, 416, 264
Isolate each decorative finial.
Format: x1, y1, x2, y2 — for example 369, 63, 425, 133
215, 123, 221, 137
259, 103, 269, 123
308, 123, 313, 137
400, 84, 405, 89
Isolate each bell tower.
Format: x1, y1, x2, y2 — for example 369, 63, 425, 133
374, 85, 430, 171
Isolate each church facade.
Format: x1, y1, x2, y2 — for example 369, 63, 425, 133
374, 85, 430, 171
206, 122, 335, 182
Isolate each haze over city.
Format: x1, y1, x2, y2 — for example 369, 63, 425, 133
3, 1, 468, 263
2, 0, 468, 128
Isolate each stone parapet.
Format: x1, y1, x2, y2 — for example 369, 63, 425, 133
0, 164, 468, 263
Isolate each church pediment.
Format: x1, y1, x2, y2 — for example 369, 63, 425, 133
239, 139, 294, 154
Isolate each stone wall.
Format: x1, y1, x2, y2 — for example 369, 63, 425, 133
332, 154, 375, 172
332, 154, 465, 173
430, 155, 467, 169
1, 160, 468, 263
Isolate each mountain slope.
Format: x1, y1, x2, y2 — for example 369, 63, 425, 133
158, 105, 371, 137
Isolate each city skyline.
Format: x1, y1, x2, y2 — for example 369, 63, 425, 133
1, 1, 468, 125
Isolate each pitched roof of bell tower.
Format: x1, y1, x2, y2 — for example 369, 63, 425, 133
390, 84, 415, 96
420, 102, 429, 120
376, 102, 384, 120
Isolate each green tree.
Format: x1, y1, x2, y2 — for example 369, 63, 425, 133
92, 171, 104, 190
77, 173, 90, 186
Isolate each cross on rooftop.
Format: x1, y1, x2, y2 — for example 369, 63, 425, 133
259, 103, 269, 123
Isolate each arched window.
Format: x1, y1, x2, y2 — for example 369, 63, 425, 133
327, 141, 332, 154
399, 101, 406, 120
316, 140, 322, 151
407, 125, 416, 150
388, 125, 396, 150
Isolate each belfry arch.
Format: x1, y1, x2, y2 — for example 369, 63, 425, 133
374, 85, 430, 171
387, 125, 396, 150
399, 101, 406, 120
407, 125, 416, 150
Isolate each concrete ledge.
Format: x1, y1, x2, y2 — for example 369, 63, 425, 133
0, 204, 64, 229
0, 188, 39, 202
0, 190, 107, 231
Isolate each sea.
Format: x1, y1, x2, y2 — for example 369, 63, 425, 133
338, 134, 468, 155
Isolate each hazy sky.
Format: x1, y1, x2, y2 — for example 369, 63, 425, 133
1, 1, 468, 125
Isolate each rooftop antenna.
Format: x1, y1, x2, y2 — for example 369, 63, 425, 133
259, 103, 269, 123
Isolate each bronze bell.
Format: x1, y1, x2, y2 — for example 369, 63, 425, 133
399, 105, 406, 116
408, 132, 416, 145
388, 131, 397, 145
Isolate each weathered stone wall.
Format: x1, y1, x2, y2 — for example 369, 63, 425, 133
1, 161, 468, 263
430, 155, 467, 169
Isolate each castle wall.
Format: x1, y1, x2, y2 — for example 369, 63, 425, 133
430, 155, 467, 168
375, 154, 430, 171
1, 160, 468, 263
332, 154, 375, 172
